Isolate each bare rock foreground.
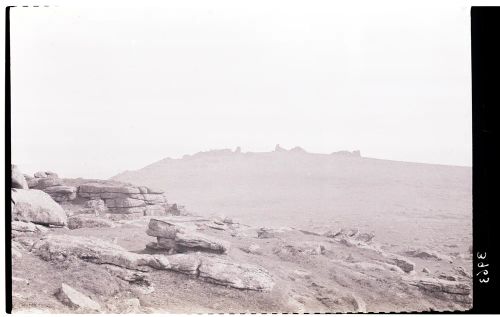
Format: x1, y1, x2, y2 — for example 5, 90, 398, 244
11, 167, 472, 313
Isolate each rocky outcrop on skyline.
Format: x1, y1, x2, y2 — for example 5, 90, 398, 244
19, 169, 181, 218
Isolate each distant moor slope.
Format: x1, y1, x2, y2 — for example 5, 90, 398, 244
112, 149, 472, 251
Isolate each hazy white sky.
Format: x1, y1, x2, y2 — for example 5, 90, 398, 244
11, 0, 472, 179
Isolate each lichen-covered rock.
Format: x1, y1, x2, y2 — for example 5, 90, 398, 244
11, 221, 38, 232
43, 185, 77, 202
84, 199, 107, 214
175, 230, 230, 254
152, 253, 202, 275
105, 197, 146, 208
405, 277, 472, 304
32, 234, 154, 271
147, 219, 230, 253
56, 283, 101, 312
12, 165, 28, 189
29, 178, 65, 191
147, 219, 179, 238
390, 256, 415, 273
34, 171, 58, 178
257, 227, 292, 239
240, 244, 262, 255
198, 255, 274, 291
79, 183, 141, 195
403, 248, 453, 262
12, 189, 67, 226
34, 171, 47, 178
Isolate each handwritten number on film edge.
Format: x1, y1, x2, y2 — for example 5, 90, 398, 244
476, 252, 490, 283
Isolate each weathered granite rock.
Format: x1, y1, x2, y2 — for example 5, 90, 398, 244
106, 198, 146, 208
43, 185, 77, 202
11, 221, 37, 232
166, 203, 182, 215
198, 255, 274, 291
146, 187, 164, 194
56, 283, 101, 312
31, 234, 272, 292
129, 193, 167, 204
390, 256, 415, 273
257, 227, 292, 238
102, 264, 151, 286
147, 219, 230, 253
273, 242, 326, 257
354, 233, 375, 243
31, 177, 65, 189
79, 184, 141, 195
84, 199, 107, 214
152, 253, 202, 275
32, 235, 154, 271
405, 277, 472, 303
403, 248, 453, 262
175, 231, 230, 254
12, 165, 28, 189
108, 207, 146, 214
34, 171, 47, 178
33, 171, 59, 178
240, 244, 262, 255
12, 189, 67, 226
156, 237, 178, 251
67, 215, 115, 229
147, 219, 179, 238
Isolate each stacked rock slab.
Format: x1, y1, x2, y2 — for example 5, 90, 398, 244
28, 172, 77, 202
146, 219, 230, 254
78, 183, 170, 216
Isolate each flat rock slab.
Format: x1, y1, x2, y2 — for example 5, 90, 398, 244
405, 277, 472, 306
44, 185, 77, 194
147, 218, 230, 253
106, 198, 146, 208
79, 183, 141, 194
12, 189, 67, 226
152, 253, 202, 275
176, 231, 230, 253
56, 283, 101, 312
30, 234, 271, 292
151, 253, 274, 291
198, 255, 274, 291
403, 249, 453, 262
32, 234, 154, 271
12, 221, 38, 232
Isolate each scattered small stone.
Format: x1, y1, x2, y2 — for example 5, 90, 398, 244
240, 244, 262, 255
438, 273, 457, 281
55, 283, 101, 312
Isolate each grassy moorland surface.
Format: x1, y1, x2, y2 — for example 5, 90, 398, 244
113, 149, 472, 255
